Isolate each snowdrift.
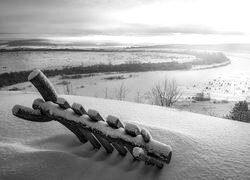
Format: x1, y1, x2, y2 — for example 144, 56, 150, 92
0, 91, 250, 180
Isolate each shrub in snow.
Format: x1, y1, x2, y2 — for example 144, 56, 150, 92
226, 101, 250, 122
147, 79, 182, 107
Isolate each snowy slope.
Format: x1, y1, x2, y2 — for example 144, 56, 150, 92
0, 91, 250, 180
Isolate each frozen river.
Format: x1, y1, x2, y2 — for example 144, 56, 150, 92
1, 50, 250, 101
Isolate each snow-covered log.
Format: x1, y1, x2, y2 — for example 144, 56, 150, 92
141, 129, 152, 143
56, 97, 71, 109
59, 120, 88, 144
106, 115, 124, 129
32, 100, 172, 165
32, 98, 45, 110
132, 147, 164, 168
125, 123, 141, 137
12, 105, 52, 122
87, 109, 105, 122
71, 103, 87, 115
94, 134, 114, 153
112, 143, 127, 156
78, 126, 101, 149
28, 69, 58, 102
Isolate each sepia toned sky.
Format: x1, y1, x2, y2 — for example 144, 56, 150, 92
0, 0, 250, 44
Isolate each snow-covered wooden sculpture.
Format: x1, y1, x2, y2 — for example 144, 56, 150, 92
12, 69, 172, 168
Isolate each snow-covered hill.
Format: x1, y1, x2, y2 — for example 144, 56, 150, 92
0, 91, 249, 180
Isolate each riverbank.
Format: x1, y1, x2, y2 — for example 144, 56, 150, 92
0, 51, 230, 88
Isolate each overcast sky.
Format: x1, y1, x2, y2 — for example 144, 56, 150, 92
0, 0, 250, 44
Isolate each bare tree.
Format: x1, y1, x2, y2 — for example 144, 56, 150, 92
103, 87, 110, 99
147, 79, 182, 107
134, 89, 145, 103
64, 81, 74, 95
114, 83, 130, 101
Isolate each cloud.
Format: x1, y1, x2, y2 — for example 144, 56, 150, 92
0, 0, 247, 38
90, 24, 244, 36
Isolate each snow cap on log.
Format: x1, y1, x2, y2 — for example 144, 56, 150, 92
141, 129, 152, 143
28, 69, 58, 102
87, 109, 105, 122
56, 97, 71, 109
125, 123, 141, 137
71, 103, 87, 115
106, 115, 124, 129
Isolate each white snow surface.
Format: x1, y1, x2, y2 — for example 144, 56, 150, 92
0, 91, 250, 180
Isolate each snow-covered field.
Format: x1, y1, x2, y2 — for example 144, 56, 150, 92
0, 91, 250, 179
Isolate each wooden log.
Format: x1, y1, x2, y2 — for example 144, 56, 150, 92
141, 129, 152, 143
32, 98, 45, 110
87, 109, 104, 122
124, 123, 141, 137
12, 105, 52, 122
28, 69, 58, 102
13, 104, 88, 143
132, 147, 164, 168
71, 103, 87, 115
112, 143, 127, 156
78, 126, 101, 149
56, 97, 71, 109
59, 120, 88, 144
34, 101, 172, 164
106, 115, 124, 129
94, 134, 114, 153
71, 104, 113, 153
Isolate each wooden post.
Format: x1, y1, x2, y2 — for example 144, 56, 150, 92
94, 134, 114, 153
112, 143, 127, 156
86, 109, 113, 152
28, 69, 58, 102
78, 126, 101, 149
59, 120, 88, 144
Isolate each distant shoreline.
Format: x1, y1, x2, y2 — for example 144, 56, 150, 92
0, 61, 230, 89
0, 49, 230, 88
191, 61, 231, 70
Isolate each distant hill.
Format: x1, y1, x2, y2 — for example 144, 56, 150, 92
133, 44, 250, 53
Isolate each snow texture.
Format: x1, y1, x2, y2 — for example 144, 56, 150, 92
0, 91, 250, 180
